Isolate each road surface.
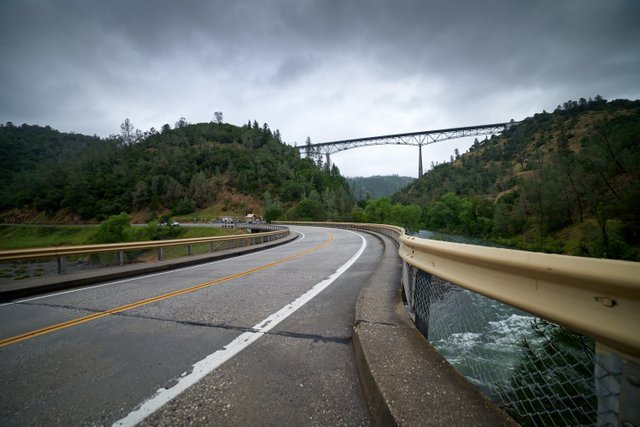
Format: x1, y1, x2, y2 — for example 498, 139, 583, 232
0, 226, 382, 426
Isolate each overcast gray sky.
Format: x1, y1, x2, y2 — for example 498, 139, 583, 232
1, 0, 639, 177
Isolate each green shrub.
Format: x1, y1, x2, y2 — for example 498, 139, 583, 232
90, 212, 134, 244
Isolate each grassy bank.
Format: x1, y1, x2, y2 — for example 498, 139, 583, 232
0, 224, 241, 250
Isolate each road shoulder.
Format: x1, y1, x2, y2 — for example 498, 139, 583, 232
352, 233, 518, 426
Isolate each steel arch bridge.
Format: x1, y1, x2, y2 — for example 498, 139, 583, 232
298, 122, 517, 177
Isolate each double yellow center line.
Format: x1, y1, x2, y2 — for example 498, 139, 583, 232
0, 233, 333, 348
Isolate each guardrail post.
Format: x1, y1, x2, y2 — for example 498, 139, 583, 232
620, 357, 640, 426
210, 242, 215, 253
118, 251, 124, 266
56, 256, 65, 274
595, 344, 640, 426
188, 244, 193, 256
158, 247, 164, 261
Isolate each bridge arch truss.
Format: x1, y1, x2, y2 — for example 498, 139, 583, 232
299, 122, 516, 177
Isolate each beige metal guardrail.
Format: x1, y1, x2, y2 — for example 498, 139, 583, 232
277, 221, 640, 358
282, 220, 640, 424
399, 235, 640, 359
0, 228, 289, 266
280, 220, 640, 425
274, 221, 404, 244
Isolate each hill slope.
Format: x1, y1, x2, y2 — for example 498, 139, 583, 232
347, 175, 415, 200
393, 97, 640, 260
0, 121, 354, 223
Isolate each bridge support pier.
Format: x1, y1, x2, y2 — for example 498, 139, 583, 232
326, 153, 331, 169
418, 144, 423, 178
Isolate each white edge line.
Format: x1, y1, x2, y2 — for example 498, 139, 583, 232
0, 231, 306, 307
112, 231, 367, 427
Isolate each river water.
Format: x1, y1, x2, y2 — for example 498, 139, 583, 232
426, 285, 539, 399
414, 230, 597, 425
414, 231, 540, 399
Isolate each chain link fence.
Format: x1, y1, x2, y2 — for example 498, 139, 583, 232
402, 262, 626, 427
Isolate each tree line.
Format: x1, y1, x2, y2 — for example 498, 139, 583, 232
0, 118, 354, 222
387, 97, 640, 260
3, 97, 638, 261
347, 175, 415, 200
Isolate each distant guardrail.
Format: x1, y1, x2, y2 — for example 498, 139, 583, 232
275, 221, 404, 244
0, 228, 289, 274
276, 221, 640, 426
238, 222, 287, 232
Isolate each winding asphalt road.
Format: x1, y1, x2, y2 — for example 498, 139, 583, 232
0, 226, 383, 426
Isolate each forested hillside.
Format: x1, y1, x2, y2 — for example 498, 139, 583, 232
0, 120, 354, 223
392, 97, 640, 260
3, 99, 639, 260
347, 175, 414, 200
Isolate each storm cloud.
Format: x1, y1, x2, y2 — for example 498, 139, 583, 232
1, 0, 639, 177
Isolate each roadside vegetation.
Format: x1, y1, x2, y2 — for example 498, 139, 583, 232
347, 175, 414, 200
0, 117, 354, 224
0, 214, 244, 281
0, 215, 240, 250
0, 224, 98, 250
2, 97, 638, 260
385, 97, 640, 260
